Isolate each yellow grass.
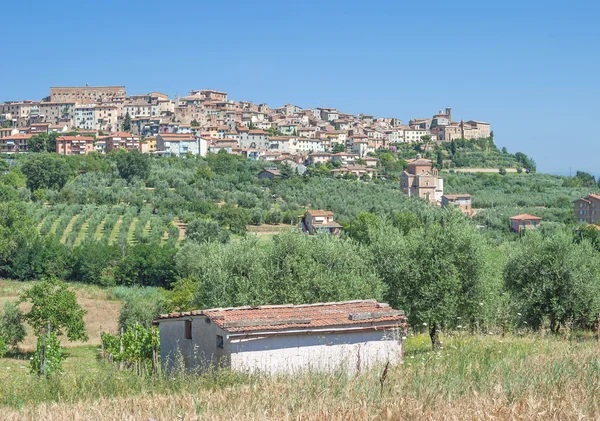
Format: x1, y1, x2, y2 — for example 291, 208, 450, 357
1, 334, 600, 420
0, 279, 120, 350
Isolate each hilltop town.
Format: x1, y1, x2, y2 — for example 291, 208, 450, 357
0, 85, 490, 161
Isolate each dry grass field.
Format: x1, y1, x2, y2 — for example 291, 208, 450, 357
0, 279, 120, 350
1, 332, 600, 420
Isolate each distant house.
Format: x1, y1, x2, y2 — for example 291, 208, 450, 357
330, 165, 377, 179
154, 299, 407, 374
442, 194, 473, 216
302, 210, 342, 235
510, 214, 542, 233
156, 133, 206, 157
258, 168, 281, 180
574, 194, 600, 224
306, 152, 332, 166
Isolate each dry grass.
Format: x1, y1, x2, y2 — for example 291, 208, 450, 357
0, 279, 120, 350
1, 334, 600, 420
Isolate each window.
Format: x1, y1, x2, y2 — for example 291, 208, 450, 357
216, 335, 224, 349
185, 320, 192, 339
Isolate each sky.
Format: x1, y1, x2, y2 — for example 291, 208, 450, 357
1, 0, 599, 174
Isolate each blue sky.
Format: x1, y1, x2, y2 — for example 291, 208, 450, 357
2, 0, 598, 174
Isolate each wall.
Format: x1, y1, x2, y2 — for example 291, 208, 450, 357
229, 328, 403, 374
159, 316, 228, 373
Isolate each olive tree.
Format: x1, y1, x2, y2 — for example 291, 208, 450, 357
504, 230, 600, 332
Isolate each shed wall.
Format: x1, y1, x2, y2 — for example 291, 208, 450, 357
229, 329, 402, 374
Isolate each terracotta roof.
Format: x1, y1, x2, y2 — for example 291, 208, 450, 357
57, 136, 94, 141
0, 134, 32, 140
588, 194, 600, 201
443, 194, 471, 199
108, 131, 138, 139
259, 169, 281, 176
155, 300, 406, 333
306, 210, 334, 217
510, 214, 542, 221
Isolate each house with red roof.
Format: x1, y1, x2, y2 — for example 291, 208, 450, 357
510, 214, 542, 233
154, 299, 407, 374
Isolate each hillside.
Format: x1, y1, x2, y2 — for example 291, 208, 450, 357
391, 137, 536, 171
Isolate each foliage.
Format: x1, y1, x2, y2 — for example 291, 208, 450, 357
21, 154, 72, 191
373, 214, 487, 348
28, 132, 59, 153
101, 325, 159, 374
116, 287, 168, 331
122, 112, 132, 132
0, 336, 5, 358
20, 279, 88, 342
0, 301, 26, 348
186, 218, 230, 244
114, 243, 177, 288
113, 150, 150, 182
30, 330, 62, 376
504, 230, 600, 332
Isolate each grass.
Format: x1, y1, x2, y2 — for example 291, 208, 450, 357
0, 280, 120, 351
1, 333, 600, 419
108, 216, 123, 246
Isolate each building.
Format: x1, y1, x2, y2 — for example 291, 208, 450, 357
510, 214, 542, 233
330, 165, 377, 179
50, 85, 126, 103
154, 300, 407, 374
0, 134, 31, 153
301, 210, 342, 235
306, 152, 332, 166
399, 158, 444, 204
55, 135, 95, 155
104, 132, 140, 153
258, 168, 281, 180
441, 194, 473, 216
574, 194, 600, 224
156, 133, 205, 157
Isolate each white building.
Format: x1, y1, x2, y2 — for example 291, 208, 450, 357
156, 133, 207, 157
155, 299, 406, 374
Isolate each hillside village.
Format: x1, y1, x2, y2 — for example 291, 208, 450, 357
0, 86, 490, 166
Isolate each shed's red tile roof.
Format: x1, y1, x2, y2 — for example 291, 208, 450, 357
155, 300, 406, 333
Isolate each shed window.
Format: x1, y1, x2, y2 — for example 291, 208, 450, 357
185, 320, 192, 339
216, 335, 224, 348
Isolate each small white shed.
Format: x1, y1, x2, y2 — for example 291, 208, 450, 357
154, 299, 407, 374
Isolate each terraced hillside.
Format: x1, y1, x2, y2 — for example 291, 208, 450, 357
29, 204, 185, 247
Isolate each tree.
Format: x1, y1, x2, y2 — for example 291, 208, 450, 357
267, 127, 276, 136
118, 288, 167, 331
21, 154, 72, 191
504, 231, 600, 332
0, 301, 26, 349
28, 133, 59, 153
20, 279, 88, 342
186, 218, 230, 244
332, 143, 346, 153
122, 112, 132, 132
1, 120, 11, 128
376, 217, 487, 349
114, 150, 150, 182
191, 119, 199, 127
349, 212, 383, 244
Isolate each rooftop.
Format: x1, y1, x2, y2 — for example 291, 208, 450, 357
155, 299, 406, 333
510, 214, 542, 221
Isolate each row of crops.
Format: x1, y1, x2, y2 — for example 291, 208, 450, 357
31, 204, 184, 248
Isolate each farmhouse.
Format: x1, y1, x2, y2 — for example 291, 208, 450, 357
258, 168, 281, 180
301, 210, 342, 235
442, 194, 472, 216
154, 299, 407, 374
510, 214, 542, 233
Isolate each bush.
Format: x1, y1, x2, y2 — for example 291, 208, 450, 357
117, 287, 168, 331
0, 301, 25, 349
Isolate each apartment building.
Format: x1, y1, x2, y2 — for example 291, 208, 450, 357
55, 136, 95, 155
574, 194, 600, 224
